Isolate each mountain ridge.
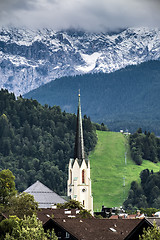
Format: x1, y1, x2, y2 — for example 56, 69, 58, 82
0, 27, 160, 95
24, 60, 160, 134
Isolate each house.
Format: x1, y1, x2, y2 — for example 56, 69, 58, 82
37, 208, 160, 240
40, 214, 142, 240
24, 180, 66, 208
110, 214, 134, 219
153, 211, 160, 217
2, 207, 157, 240
37, 209, 141, 240
124, 218, 154, 240
109, 210, 145, 220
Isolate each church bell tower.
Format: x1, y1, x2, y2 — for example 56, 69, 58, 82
67, 92, 93, 212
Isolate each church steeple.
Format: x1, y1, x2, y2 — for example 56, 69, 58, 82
67, 91, 93, 213
74, 90, 85, 162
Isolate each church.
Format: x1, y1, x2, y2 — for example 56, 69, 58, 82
67, 92, 93, 213
23, 92, 93, 212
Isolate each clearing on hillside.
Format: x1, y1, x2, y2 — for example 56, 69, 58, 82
90, 131, 160, 211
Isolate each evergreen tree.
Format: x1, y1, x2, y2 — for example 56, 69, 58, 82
0, 89, 97, 194
124, 169, 160, 209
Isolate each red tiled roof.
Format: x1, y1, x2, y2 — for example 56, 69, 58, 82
110, 215, 136, 219
109, 215, 119, 219
109, 214, 142, 220
128, 215, 137, 219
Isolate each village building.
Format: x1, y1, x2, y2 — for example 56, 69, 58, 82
20, 92, 156, 239
67, 92, 93, 213
1, 207, 159, 240
37, 208, 156, 240
24, 180, 66, 208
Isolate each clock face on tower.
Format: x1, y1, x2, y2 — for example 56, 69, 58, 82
82, 188, 86, 192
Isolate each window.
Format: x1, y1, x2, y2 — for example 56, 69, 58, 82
57, 232, 62, 239
70, 170, 72, 184
82, 169, 85, 183
66, 232, 70, 238
83, 200, 85, 207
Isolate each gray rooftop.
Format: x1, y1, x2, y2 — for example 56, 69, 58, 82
146, 217, 160, 227
24, 180, 66, 208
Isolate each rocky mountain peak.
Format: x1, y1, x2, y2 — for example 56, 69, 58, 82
0, 27, 160, 95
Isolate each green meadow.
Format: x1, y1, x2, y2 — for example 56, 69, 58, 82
90, 131, 160, 211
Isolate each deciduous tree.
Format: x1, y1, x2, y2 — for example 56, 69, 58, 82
7, 192, 38, 219
1, 215, 57, 240
57, 199, 83, 210
0, 170, 16, 208
139, 221, 160, 240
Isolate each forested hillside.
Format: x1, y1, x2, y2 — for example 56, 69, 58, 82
0, 89, 97, 194
124, 169, 160, 209
130, 128, 160, 165
25, 60, 160, 134
123, 130, 160, 209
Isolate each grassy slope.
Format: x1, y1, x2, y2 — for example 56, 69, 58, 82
90, 131, 160, 211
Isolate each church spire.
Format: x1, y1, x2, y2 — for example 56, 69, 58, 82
74, 90, 85, 161
67, 91, 93, 213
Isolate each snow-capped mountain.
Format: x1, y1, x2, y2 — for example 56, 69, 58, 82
0, 27, 160, 95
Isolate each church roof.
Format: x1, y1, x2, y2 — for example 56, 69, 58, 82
24, 180, 66, 208
73, 92, 88, 167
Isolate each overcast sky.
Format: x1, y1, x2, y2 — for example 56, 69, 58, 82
0, 0, 160, 31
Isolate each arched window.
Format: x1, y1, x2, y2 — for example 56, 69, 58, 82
82, 169, 85, 184
70, 170, 72, 184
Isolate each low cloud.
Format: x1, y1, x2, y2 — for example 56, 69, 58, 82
0, 0, 160, 31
